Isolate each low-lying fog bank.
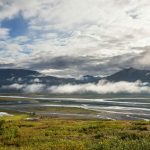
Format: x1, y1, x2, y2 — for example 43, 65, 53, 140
1, 80, 150, 94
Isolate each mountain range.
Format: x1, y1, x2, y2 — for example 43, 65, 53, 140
106, 67, 150, 82
0, 67, 149, 93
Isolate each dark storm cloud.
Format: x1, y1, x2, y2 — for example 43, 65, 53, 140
21, 53, 139, 77
77, 53, 138, 76
0, 63, 15, 68
26, 56, 90, 70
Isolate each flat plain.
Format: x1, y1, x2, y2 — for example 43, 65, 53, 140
0, 95, 150, 150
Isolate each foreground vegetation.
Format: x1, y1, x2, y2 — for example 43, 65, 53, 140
0, 114, 150, 150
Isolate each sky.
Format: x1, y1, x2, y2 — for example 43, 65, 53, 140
0, 0, 150, 77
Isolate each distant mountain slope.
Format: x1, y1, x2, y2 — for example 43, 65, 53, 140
0, 69, 40, 86
106, 67, 150, 82
0, 69, 76, 86
0, 69, 40, 79
0, 69, 101, 86
0, 68, 149, 91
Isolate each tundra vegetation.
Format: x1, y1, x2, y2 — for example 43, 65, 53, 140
0, 114, 150, 150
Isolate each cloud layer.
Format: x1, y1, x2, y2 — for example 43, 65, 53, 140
49, 80, 150, 94
0, 0, 150, 76
2, 80, 150, 94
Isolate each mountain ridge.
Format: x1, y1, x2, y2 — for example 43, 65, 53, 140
105, 67, 150, 82
0, 67, 149, 87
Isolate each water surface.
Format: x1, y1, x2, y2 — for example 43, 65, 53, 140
0, 96, 150, 120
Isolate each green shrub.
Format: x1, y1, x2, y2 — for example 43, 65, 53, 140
0, 120, 5, 135
2, 126, 20, 140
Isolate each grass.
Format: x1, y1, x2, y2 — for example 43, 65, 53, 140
0, 95, 150, 149
20, 106, 97, 114
0, 97, 35, 102
0, 114, 150, 150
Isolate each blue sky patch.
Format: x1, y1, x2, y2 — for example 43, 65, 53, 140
1, 14, 28, 37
